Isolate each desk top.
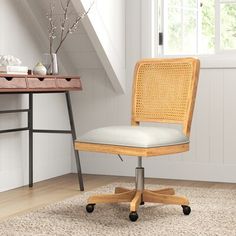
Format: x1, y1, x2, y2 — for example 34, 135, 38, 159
0, 74, 82, 93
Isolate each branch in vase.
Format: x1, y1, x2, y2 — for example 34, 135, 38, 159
59, 0, 70, 46
47, 0, 57, 54
54, 1, 94, 54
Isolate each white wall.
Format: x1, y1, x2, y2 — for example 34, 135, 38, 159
0, 0, 72, 192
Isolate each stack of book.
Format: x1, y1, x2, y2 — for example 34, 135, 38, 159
0, 65, 28, 75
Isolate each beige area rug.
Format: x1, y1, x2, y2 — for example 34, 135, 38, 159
0, 183, 236, 236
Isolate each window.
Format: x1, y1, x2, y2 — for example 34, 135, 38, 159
157, 0, 236, 55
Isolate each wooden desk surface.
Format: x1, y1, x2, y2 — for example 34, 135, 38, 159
0, 74, 82, 92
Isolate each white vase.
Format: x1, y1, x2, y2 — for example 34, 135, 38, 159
33, 62, 47, 76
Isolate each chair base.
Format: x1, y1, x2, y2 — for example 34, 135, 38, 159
87, 186, 189, 213
86, 158, 190, 221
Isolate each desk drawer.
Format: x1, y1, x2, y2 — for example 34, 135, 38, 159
27, 77, 56, 88
0, 77, 27, 88
56, 78, 81, 89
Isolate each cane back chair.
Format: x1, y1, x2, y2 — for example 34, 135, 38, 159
75, 57, 200, 222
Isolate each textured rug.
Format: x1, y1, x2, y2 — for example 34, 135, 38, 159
0, 183, 236, 236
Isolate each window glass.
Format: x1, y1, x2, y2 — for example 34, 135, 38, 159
165, 1, 198, 54
184, 0, 197, 8
220, 2, 236, 49
166, 5, 182, 54
159, 0, 236, 55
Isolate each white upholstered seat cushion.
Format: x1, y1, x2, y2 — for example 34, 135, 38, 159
78, 126, 189, 148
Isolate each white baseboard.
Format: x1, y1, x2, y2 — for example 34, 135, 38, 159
0, 169, 25, 192
0, 169, 71, 192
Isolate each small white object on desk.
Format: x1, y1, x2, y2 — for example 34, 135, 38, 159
0, 65, 28, 74
0, 55, 22, 66
0, 55, 28, 75
33, 62, 47, 76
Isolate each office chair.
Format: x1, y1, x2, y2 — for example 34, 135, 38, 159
75, 58, 200, 222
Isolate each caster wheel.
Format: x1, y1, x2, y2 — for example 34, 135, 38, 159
86, 204, 95, 213
182, 205, 191, 215
129, 211, 139, 222
140, 201, 145, 205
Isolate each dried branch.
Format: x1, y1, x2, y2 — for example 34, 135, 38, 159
60, 0, 66, 11
47, 0, 57, 54
46, 0, 94, 54
55, 1, 94, 53
59, 0, 71, 44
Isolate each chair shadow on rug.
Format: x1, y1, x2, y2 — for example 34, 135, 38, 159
75, 58, 200, 222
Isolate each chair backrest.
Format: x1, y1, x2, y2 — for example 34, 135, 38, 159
131, 58, 200, 137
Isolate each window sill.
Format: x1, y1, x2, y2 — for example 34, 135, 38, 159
158, 54, 236, 69
199, 55, 236, 69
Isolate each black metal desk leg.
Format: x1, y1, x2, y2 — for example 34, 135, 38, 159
28, 93, 33, 187
65, 91, 84, 191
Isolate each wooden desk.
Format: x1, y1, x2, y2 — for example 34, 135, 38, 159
0, 74, 84, 191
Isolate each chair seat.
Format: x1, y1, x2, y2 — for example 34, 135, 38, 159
78, 126, 189, 148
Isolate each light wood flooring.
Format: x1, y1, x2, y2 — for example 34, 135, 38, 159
0, 174, 235, 221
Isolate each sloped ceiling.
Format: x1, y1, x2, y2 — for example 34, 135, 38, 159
24, 0, 126, 93
72, 0, 126, 93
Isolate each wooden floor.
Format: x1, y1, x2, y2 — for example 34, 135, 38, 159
0, 174, 235, 221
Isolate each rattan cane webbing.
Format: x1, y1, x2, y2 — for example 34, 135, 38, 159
133, 61, 194, 123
